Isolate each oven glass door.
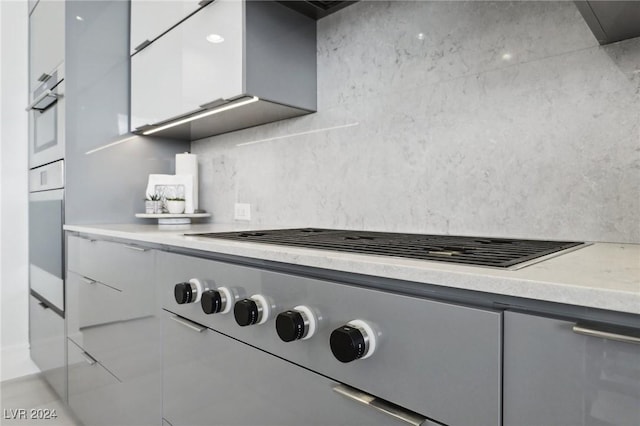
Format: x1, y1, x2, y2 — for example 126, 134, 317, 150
29, 188, 64, 311
28, 68, 64, 169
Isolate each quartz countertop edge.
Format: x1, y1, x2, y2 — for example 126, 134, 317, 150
63, 224, 640, 315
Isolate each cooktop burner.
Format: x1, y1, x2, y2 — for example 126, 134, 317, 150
190, 228, 583, 269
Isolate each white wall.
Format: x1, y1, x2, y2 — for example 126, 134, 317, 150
0, 0, 38, 382
193, 1, 640, 244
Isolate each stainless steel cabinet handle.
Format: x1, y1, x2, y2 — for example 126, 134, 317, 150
124, 245, 148, 252
332, 384, 431, 426
25, 89, 59, 111
170, 315, 206, 333
81, 277, 96, 285
38, 301, 49, 309
80, 351, 97, 366
572, 325, 640, 345
133, 39, 151, 52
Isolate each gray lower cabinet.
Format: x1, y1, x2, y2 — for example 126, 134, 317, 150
162, 311, 425, 426
67, 338, 120, 426
504, 311, 640, 426
65, 236, 161, 426
29, 294, 65, 401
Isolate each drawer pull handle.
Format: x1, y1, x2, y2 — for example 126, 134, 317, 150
170, 315, 206, 333
332, 384, 431, 426
124, 245, 148, 252
133, 39, 151, 52
572, 325, 640, 345
80, 351, 97, 366
82, 277, 97, 285
38, 302, 49, 310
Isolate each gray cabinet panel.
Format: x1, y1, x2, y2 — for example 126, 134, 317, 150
67, 235, 154, 296
64, 0, 190, 224
29, 295, 66, 401
68, 334, 161, 426
65, 238, 161, 426
67, 271, 160, 381
67, 339, 121, 426
158, 251, 501, 426
504, 311, 640, 426
162, 311, 424, 426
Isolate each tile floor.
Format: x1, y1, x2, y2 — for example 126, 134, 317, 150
0, 374, 79, 426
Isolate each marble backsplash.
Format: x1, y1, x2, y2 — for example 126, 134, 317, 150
192, 1, 640, 243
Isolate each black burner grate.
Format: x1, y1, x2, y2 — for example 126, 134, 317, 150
190, 228, 583, 268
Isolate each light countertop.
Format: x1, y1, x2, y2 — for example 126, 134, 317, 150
64, 223, 640, 315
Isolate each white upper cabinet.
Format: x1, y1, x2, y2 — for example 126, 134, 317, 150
130, 0, 204, 55
131, 0, 243, 130
130, 0, 317, 140
29, 0, 65, 92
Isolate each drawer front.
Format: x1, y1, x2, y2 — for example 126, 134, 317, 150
66, 271, 157, 373
504, 311, 640, 426
68, 339, 122, 426
67, 235, 153, 292
163, 311, 433, 426
68, 338, 161, 426
29, 295, 66, 401
158, 251, 502, 426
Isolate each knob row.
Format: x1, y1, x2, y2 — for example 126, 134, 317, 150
173, 282, 376, 363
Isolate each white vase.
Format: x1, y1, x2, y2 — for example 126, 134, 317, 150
166, 200, 185, 214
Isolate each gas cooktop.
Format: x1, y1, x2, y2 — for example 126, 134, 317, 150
190, 228, 584, 269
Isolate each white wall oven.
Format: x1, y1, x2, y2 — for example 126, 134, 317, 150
27, 64, 64, 169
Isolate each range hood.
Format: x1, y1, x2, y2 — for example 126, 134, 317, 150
575, 1, 640, 44
277, 1, 357, 20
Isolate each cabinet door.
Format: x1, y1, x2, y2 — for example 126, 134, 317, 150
29, 295, 65, 401
130, 0, 202, 55
29, 0, 64, 92
130, 0, 243, 130
162, 311, 431, 426
504, 311, 640, 426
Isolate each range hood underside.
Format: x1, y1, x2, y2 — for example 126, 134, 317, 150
134, 99, 314, 141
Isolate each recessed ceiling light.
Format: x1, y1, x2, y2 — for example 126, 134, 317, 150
75, 15, 84, 21
206, 34, 224, 43
417, 33, 425, 40
502, 53, 513, 61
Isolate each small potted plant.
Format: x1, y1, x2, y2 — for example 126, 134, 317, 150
145, 193, 162, 214
165, 197, 185, 214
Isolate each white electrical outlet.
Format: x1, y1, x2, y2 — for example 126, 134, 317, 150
234, 203, 251, 221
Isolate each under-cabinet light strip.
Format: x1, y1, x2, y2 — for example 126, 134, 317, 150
141, 96, 260, 136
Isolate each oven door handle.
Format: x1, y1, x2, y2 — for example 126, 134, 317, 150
332, 384, 434, 426
25, 89, 61, 112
